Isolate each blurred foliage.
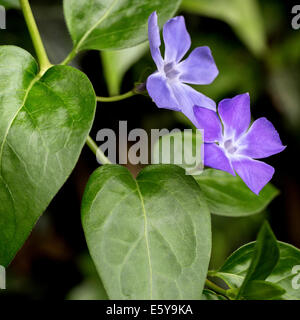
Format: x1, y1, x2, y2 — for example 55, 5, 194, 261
181, 0, 267, 57
0, 0, 20, 9
101, 43, 149, 96
67, 254, 108, 300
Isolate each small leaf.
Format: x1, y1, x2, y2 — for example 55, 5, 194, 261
181, 0, 266, 56
63, 0, 182, 52
202, 289, 227, 300
213, 236, 300, 299
81, 164, 211, 299
241, 280, 285, 300
0, 46, 96, 266
101, 42, 148, 96
195, 169, 279, 217
236, 222, 279, 298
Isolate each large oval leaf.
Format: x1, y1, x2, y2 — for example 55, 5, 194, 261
63, 0, 181, 52
81, 164, 211, 299
195, 169, 279, 217
213, 241, 300, 300
0, 46, 96, 266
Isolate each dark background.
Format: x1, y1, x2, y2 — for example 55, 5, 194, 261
0, 0, 299, 299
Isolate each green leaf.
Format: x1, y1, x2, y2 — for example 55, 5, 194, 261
181, 0, 266, 56
152, 130, 203, 176
241, 280, 285, 300
81, 164, 211, 299
63, 0, 182, 52
101, 42, 148, 96
214, 241, 300, 300
195, 169, 279, 217
202, 289, 227, 300
0, 0, 20, 9
0, 46, 96, 266
236, 222, 279, 298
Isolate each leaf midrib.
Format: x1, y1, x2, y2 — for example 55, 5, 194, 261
75, 0, 120, 52
135, 180, 153, 300
0, 73, 41, 175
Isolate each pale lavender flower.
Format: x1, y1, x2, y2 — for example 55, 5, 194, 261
193, 93, 286, 194
146, 12, 219, 125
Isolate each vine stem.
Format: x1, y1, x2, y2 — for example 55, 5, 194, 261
96, 90, 136, 102
86, 136, 112, 165
19, 1, 110, 165
205, 279, 228, 298
20, 0, 52, 74
61, 48, 77, 66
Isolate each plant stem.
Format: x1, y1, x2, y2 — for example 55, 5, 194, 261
20, 0, 52, 74
86, 135, 112, 165
96, 90, 136, 102
205, 279, 228, 297
60, 48, 77, 66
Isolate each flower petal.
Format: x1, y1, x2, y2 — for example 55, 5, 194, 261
204, 143, 235, 175
163, 16, 191, 63
171, 82, 216, 126
193, 106, 222, 142
231, 157, 274, 195
178, 47, 219, 85
218, 93, 251, 140
146, 73, 180, 111
148, 11, 163, 70
238, 117, 286, 159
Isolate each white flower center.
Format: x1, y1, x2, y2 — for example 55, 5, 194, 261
163, 62, 180, 80
223, 139, 238, 155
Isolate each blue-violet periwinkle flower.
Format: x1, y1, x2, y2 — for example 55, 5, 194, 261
193, 93, 286, 194
146, 12, 219, 125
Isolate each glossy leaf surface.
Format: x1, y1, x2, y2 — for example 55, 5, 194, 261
196, 169, 278, 217
63, 0, 182, 52
0, 46, 96, 266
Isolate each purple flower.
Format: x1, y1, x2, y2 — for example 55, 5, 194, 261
146, 12, 219, 125
193, 93, 286, 194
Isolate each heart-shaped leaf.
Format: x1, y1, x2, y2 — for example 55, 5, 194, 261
81, 164, 211, 299
0, 46, 96, 266
63, 0, 182, 52
195, 169, 279, 217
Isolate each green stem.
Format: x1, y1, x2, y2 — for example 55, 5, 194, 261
60, 48, 77, 66
96, 90, 136, 102
205, 279, 228, 297
86, 135, 111, 165
20, 0, 52, 73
